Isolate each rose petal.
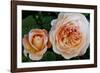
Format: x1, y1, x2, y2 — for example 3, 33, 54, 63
50, 13, 90, 59
23, 49, 28, 57
61, 13, 89, 34
42, 29, 51, 48
52, 46, 61, 54
79, 36, 90, 56
61, 51, 79, 59
49, 30, 60, 54
29, 46, 47, 60
29, 29, 42, 51
29, 53, 43, 60
57, 34, 86, 59
42, 29, 49, 45
51, 19, 57, 26
29, 29, 47, 51
23, 35, 36, 53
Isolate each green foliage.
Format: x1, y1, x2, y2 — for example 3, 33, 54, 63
41, 16, 53, 31
22, 15, 41, 37
82, 13, 90, 21
22, 53, 32, 62
41, 51, 56, 61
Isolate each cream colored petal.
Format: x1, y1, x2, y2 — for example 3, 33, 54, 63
62, 13, 89, 34
61, 52, 79, 59
49, 26, 60, 54
79, 36, 90, 56
61, 34, 87, 59
68, 13, 90, 56
29, 46, 47, 60
23, 49, 28, 57
28, 29, 47, 51
23, 35, 36, 53
62, 13, 89, 56
58, 13, 70, 26
49, 31, 60, 54
42, 30, 51, 48
28, 29, 38, 50
75, 16, 89, 35
58, 12, 65, 20
29, 53, 43, 60
36, 46, 47, 55
42, 29, 48, 45
51, 19, 57, 26
78, 19, 90, 56
78, 20, 90, 55
56, 44, 82, 59
59, 47, 82, 59
50, 19, 64, 54
52, 46, 61, 54
58, 13, 89, 29
60, 34, 89, 59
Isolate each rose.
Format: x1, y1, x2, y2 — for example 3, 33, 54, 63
23, 29, 51, 60
49, 13, 90, 59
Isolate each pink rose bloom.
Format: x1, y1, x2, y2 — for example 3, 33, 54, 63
23, 29, 51, 60
49, 13, 90, 59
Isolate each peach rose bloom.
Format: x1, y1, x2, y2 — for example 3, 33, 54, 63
23, 29, 51, 60
50, 13, 90, 59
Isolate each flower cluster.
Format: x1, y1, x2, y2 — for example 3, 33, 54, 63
23, 13, 89, 60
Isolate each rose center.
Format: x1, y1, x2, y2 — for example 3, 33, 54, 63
57, 24, 82, 48
32, 35, 44, 50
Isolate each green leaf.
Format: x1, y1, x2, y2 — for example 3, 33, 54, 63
82, 13, 90, 21
22, 54, 32, 62
82, 47, 90, 59
22, 15, 41, 37
41, 16, 53, 31
70, 56, 80, 60
55, 54, 65, 61
42, 51, 56, 61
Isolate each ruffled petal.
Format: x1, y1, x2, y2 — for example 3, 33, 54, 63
29, 46, 47, 60
23, 35, 36, 53
50, 13, 90, 59
51, 19, 57, 26
23, 49, 28, 57
23, 29, 49, 60
29, 53, 43, 60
